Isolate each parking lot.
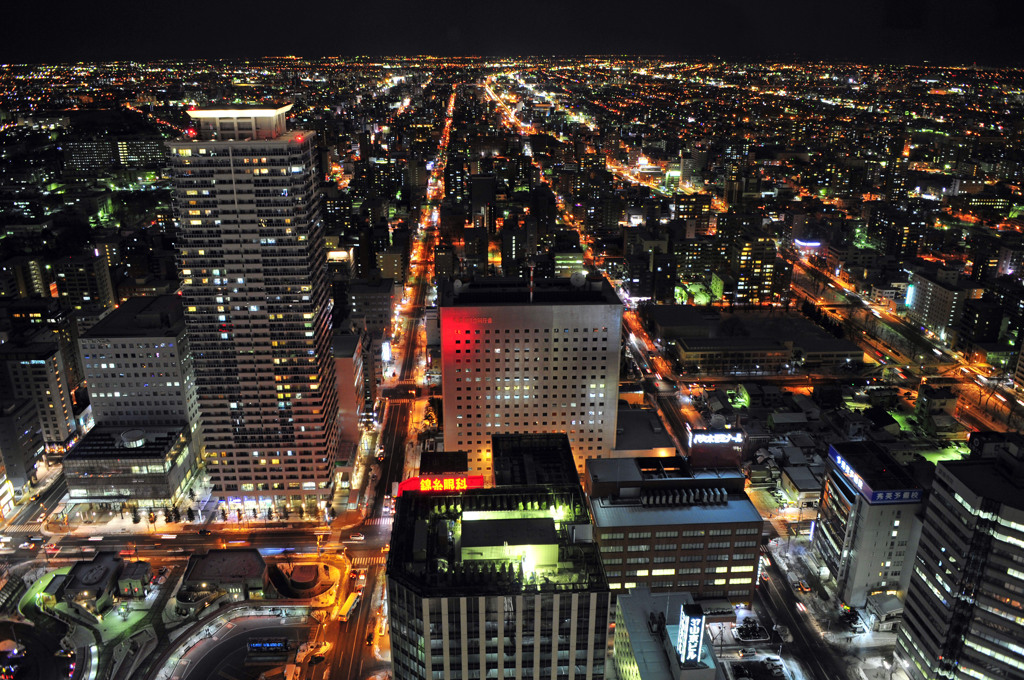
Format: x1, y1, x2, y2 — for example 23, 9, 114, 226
731, 653, 788, 680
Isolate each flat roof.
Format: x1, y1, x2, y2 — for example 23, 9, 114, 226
83, 295, 183, 339
943, 458, 1024, 511
614, 407, 676, 452
492, 433, 580, 487
462, 518, 558, 548
617, 588, 719, 680
388, 486, 607, 597
186, 104, 292, 118
590, 497, 763, 528
65, 425, 186, 461
829, 442, 919, 492
331, 331, 362, 357
782, 465, 822, 491
184, 549, 265, 583
439, 276, 620, 307
419, 451, 469, 475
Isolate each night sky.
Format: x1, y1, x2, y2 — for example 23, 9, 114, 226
2, 0, 1020, 65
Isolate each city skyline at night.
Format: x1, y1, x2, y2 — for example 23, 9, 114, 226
0, 52, 1022, 680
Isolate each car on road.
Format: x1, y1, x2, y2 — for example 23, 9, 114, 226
30, 494, 40, 502
798, 580, 811, 592
770, 669, 786, 678
738, 648, 758, 657
309, 655, 326, 665
18, 543, 33, 550
349, 533, 365, 541
197, 529, 212, 536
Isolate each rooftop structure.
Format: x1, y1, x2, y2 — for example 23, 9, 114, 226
614, 588, 721, 680
387, 483, 610, 680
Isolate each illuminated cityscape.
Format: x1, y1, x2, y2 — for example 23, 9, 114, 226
0, 54, 1022, 680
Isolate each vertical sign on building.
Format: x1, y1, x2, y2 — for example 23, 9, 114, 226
676, 603, 706, 664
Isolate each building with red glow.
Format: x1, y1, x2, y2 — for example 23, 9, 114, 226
439, 277, 622, 474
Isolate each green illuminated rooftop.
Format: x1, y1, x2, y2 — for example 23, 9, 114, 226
387, 486, 608, 597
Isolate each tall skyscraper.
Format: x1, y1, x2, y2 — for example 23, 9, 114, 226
167, 105, 338, 510
896, 442, 1024, 680
439, 276, 622, 474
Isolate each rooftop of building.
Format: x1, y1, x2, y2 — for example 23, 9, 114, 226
679, 336, 789, 352
418, 451, 469, 475
330, 330, 362, 357
781, 465, 822, 491
0, 341, 58, 359
387, 486, 607, 597
646, 305, 721, 330
183, 549, 266, 584
828, 441, 920, 492
492, 433, 580, 487
590, 495, 763, 528
83, 295, 183, 339
616, 587, 719, 679
64, 551, 122, 593
186, 104, 293, 117
941, 452, 1024, 510
347, 277, 396, 295
65, 425, 187, 461
587, 456, 747, 490
614, 406, 676, 453
438, 276, 620, 307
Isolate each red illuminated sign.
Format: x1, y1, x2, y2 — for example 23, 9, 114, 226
396, 475, 485, 496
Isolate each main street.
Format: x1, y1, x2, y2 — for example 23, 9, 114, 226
757, 553, 854, 680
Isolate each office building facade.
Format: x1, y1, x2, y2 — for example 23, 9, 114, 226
585, 457, 762, 604
0, 342, 77, 456
811, 442, 923, 608
896, 446, 1024, 680
440, 277, 622, 473
79, 295, 200, 435
168, 105, 338, 508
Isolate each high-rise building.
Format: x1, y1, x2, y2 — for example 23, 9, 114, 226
332, 327, 365, 443
728, 230, 778, 306
79, 295, 199, 436
896, 441, 1024, 680
167, 105, 338, 509
439, 276, 622, 474
386, 482, 610, 680
0, 399, 43, 498
0, 341, 77, 457
906, 270, 985, 342
811, 442, 923, 608
54, 254, 116, 312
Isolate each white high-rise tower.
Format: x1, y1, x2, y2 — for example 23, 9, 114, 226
168, 105, 337, 510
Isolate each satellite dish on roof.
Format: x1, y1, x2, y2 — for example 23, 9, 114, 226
570, 271, 587, 288
453, 279, 465, 293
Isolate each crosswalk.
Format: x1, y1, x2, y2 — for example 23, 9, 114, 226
365, 517, 393, 526
352, 555, 387, 566
2, 526, 37, 534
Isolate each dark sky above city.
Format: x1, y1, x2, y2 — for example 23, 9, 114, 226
2, 0, 1020, 65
